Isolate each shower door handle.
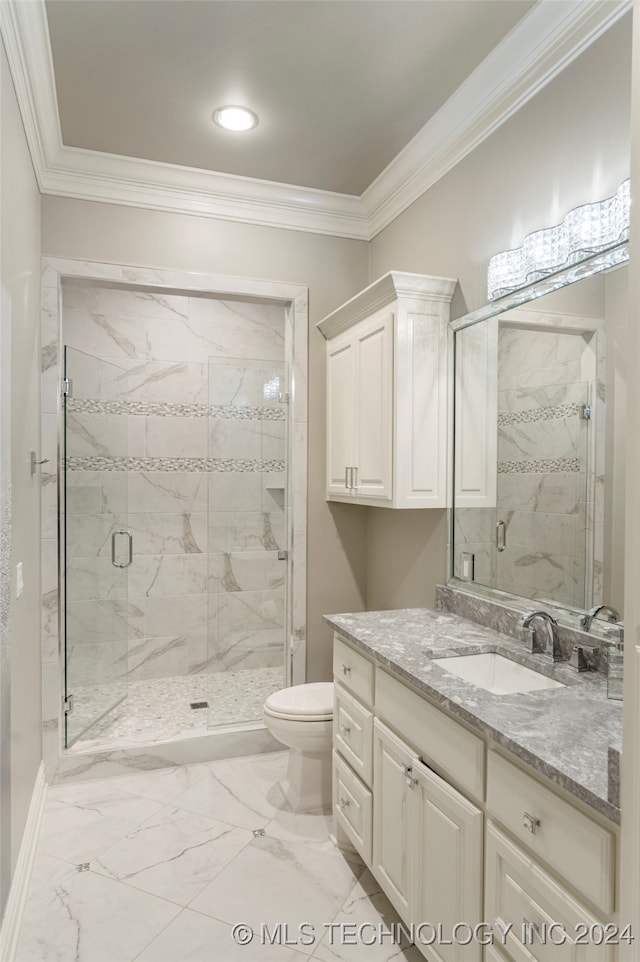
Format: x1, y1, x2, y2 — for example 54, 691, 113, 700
111, 529, 133, 568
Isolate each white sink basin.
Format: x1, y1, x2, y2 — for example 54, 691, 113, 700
432, 652, 566, 695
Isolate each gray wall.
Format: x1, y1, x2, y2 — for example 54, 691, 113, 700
365, 14, 632, 613
0, 41, 42, 910
41, 200, 371, 682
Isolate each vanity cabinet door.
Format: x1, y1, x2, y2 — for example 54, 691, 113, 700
411, 758, 483, 962
326, 331, 356, 498
372, 719, 418, 921
352, 309, 393, 502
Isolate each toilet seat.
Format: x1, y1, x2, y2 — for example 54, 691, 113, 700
264, 682, 333, 721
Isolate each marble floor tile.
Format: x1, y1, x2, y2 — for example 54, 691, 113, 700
136, 908, 309, 962
14, 860, 181, 962
93, 760, 212, 804
40, 780, 164, 864
17, 754, 412, 962
312, 870, 423, 962
189, 834, 365, 956
170, 751, 288, 829
265, 804, 355, 862
93, 804, 252, 905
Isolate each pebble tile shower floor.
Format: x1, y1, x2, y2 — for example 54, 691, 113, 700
70, 667, 284, 751
14, 751, 421, 961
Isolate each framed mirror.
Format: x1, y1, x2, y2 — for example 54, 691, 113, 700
450, 245, 628, 631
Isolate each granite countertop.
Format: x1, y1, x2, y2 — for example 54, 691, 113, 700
324, 607, 622, 824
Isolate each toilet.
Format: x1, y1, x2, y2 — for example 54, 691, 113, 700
263, 682, 334, 813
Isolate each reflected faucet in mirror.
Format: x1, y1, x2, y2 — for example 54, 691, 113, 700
521, 610, 563, 663
580, 604, 621, 632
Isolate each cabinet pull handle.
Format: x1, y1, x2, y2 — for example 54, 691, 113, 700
341, 664, 351, 675
345, 467, 350, 489
338, 797, 350, 809
523, 812, 540, 834
340, 725, 351, 736
352, 466, 358, 489
403, 764, 418, 789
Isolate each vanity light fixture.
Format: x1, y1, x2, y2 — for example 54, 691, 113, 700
213, 105, 258, 132
488, 177, 630, 301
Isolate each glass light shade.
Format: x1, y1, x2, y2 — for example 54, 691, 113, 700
213, 106, 258, 132
488, 178, 630, 301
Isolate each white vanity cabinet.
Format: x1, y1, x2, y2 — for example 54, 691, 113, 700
331, 632, 620, 962
332, 637, 374, 862
372, 717, 483, 962
325, 307, 393, 502
318, 271, 457, 508
410, 755, 483, 962
371, 719, 418, 919
485, 751, 618, 962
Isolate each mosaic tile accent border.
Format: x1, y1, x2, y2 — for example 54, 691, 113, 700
498, 402, 583, 426
66, 398, 286, 420
498, 457, 581, 474
66, 456, 285, 473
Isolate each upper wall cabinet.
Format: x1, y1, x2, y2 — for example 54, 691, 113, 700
318, 272, 456, 508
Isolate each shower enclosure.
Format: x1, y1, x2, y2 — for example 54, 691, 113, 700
57, 277, 293, 752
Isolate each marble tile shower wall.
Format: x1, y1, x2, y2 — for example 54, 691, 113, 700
455, 325, 602, 607
62, 281, 286, 690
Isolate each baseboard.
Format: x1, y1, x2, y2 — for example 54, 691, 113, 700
0, 762, 47, 962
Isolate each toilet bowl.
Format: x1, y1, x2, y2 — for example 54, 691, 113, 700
263, 682, 334, 813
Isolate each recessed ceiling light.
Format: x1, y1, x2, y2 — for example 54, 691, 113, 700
213, 106, 258, 132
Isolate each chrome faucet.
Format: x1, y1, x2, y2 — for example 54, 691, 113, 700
580, 604, 621, 633
522, 610, 563, 663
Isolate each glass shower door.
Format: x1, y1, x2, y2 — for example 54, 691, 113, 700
63, 346, 131, 747
207, 358, 288, 728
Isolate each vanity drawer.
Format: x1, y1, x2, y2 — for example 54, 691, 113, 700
486, 821, 615, 961
333, 750, 372, 864
334, 684, 373, 786
376, 668, 485, 801
487, 751, 615, 914
333, 635, 374, 706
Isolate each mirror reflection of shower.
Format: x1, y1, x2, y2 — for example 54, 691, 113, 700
61, 281, 289, 750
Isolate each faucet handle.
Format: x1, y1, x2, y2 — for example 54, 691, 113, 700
604, 624, 624, 647
569, 644, 597, 672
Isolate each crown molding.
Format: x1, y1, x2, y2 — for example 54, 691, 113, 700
0, 0, 370, 239
317, 271, 456, 340
362, 0, 633, 238
0, 0, 632, 241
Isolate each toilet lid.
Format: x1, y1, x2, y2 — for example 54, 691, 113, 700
264, 682, 334, 717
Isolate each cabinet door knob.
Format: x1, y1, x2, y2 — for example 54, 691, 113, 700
340, 725, 351, 736
341, 664, 351, 675
523, 812, 540, 834
403, 764, 418, 789
338, 797, 350, 809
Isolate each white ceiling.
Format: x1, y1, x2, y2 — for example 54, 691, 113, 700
44, 0, 535, 195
